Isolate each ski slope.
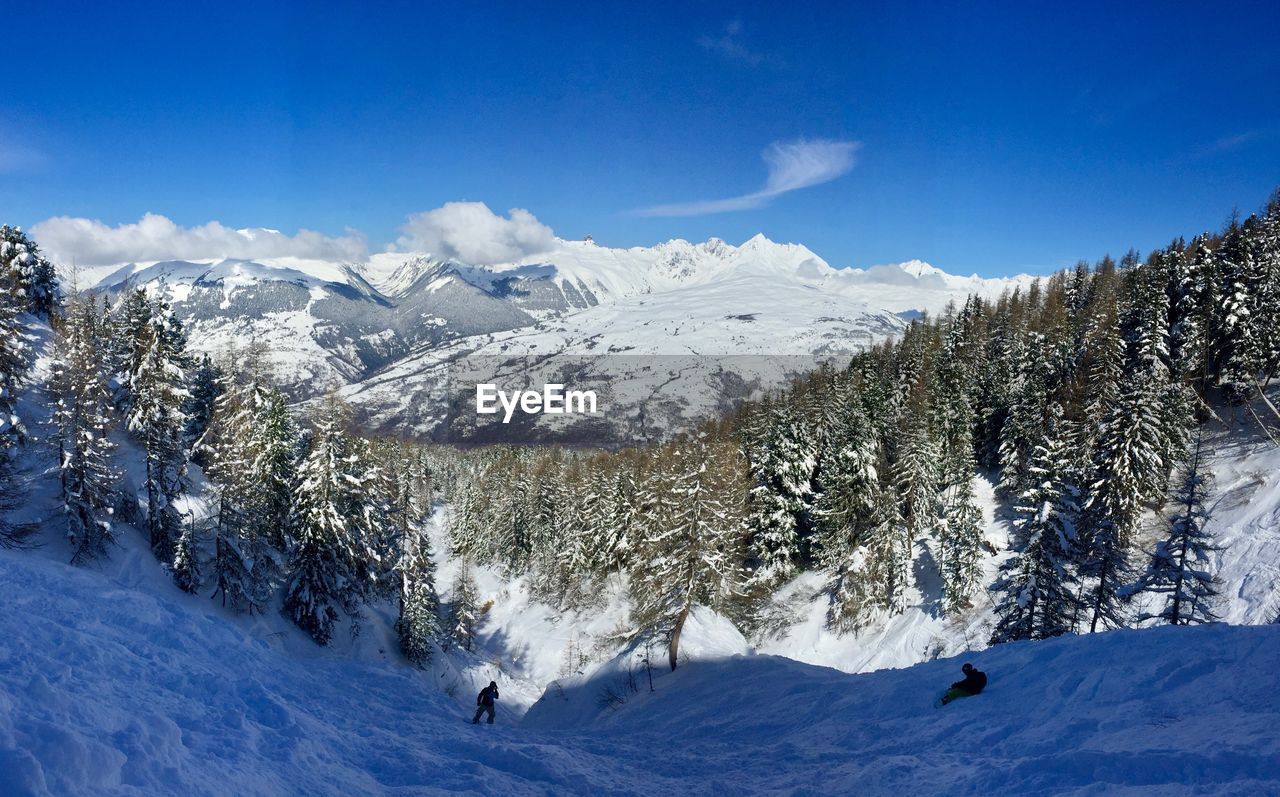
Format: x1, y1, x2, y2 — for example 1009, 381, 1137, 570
2, 543, 1277, 797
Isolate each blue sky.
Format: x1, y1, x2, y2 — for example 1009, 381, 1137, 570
4, 0, 1280, 275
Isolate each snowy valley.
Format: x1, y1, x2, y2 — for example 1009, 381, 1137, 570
4, 196, 1280, 797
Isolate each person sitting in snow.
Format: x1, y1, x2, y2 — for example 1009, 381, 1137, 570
940, 663, 987, 705
473, 681, 499, 724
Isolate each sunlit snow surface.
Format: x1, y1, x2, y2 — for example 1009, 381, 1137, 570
3, 542, 1278, 796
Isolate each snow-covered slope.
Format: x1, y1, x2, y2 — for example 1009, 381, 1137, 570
3, 543, 1277, 796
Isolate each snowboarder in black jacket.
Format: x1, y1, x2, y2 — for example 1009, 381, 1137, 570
940, 663, 987, 705
473, 681, 499, 724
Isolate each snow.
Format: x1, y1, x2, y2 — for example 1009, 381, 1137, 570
2, 539, 1277, 796
4, 315, 1280, 794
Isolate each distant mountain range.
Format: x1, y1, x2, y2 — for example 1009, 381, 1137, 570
91, 236, 1039, 442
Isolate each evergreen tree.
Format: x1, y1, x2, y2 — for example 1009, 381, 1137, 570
863, 482, 912, 615
998, 332, 1053, 496
894, 409, 941, 546
601, 462, 639, 572
50, 295, 119, 563
397, 524, 442, 666
630, 436, 746, 670
124, 296, 191, 568
283, 397, 380, 645
991, 406, 1082, 643
0, 225, 59, 317
938, 445, 985, 615
205, 370, 294, 613
172, 514, 201, 593
0, 263, 32, 548
812, 400, 880, 569
1082, 362, 1169, 633
1137, 432, 1222, 625
1215, 217, 1266, 402
183, 353, 222, 457
448, 561, 480, 652
743, 403, 816, 584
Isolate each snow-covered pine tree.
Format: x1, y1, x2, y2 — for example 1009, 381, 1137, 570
824, 467, 912, 632
743, 402, 816, 585
938, 441, 985, 615
358, 437, 400, 602
204, 368, 295, 613
446, 477, 487, 562
448, 561, 480, 652
125, 296, 192, 574
811, 397, 880, 566
283, 396, 380, 645
1215, 216, 1265, 403
1080, 273, 1182, 633
1167, 238, 1214, 388
205, 378, 258, 610
492, 452, 535, 574
107, 287, 155, 407
171, 514, 201, 593
556, 461, 610, 607
1137, 430, 1223, 625
998, 331, 1052, 497
894, 407, 941, 547
991, 404, 1082, 643
183, 353, 222, 459
0, 262, 32, 548
601, 459, 639, 572
397, 523, 442, 666
863, 478, 912, 615
1251, 193, 1280, 386
249, 384, 298, 551
0, 225, 59, 317
630, 435, 747, 670
50, 294, 120, 563
931, 308, 986, 613
413, 446, 435, 514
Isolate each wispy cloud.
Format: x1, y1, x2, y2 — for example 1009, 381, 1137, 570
1179, 128, 1274, 163
395, 202, 556, 264
636, 139, 861, 217
698, 20, 765, 66
29, 213, 368, 267
1208, 130, 1263, 154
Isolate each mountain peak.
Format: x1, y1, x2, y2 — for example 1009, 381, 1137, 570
896, 259, 945, 278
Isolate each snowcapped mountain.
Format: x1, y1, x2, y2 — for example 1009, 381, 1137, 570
94, 257, 534, 398
91, 236, 1037, 438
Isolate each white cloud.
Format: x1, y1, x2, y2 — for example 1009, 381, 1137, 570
636, 139, 861, 217
395, 201, 557, 264
29, 213, 368, 267
698, 20, 765, 66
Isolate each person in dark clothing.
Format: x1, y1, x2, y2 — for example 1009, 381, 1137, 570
473, 681, 499, 724
940, 663, 987, 705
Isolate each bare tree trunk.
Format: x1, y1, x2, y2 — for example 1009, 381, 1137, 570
668, 601, 691, 671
